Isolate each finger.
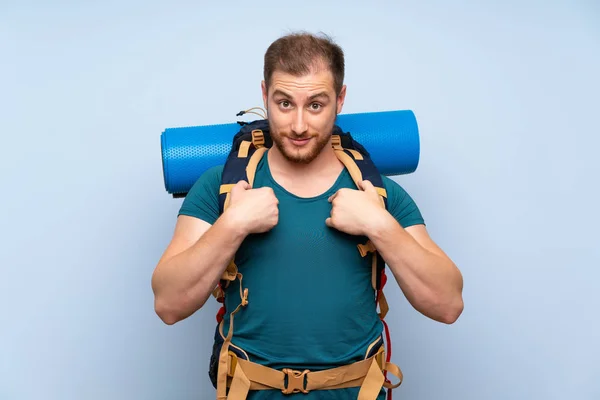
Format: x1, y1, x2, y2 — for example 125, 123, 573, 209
325, 217, 333, 227
359, 180, 376, 192
238, 180, 250, 189
328, 191, 339, 203
230, 180, 250, 198
232, 180, 250, 193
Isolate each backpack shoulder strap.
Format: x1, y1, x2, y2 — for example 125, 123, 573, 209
330, 127, 388, 208
330, 126, 390, 319
218, 119, 271, 214
212, 119, 271, 318
331, 125, 395, 383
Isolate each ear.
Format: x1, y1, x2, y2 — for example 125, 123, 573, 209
336, 84, 347, 114
261, 80, 268, 110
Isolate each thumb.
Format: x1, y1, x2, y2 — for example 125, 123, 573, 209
359, 180, 376, 192
231, 180, 250, 195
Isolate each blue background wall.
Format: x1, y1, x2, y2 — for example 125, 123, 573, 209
1, 1, 598, 399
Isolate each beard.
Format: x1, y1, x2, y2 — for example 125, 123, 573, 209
268, 118, 335, 165
269, 125, 332, 164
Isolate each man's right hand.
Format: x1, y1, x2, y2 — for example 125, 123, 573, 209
225, 180, 279, 235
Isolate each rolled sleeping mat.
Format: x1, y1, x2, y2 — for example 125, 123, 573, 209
161, 109, 420, 197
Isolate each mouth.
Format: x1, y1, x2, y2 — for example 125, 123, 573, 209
288, 137, 312, 147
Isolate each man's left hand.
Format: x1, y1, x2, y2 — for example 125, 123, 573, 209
325, 180, 387, 236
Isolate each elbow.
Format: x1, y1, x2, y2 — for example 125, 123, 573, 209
154, 293, 205, 326
154, 297, 183, 325
151, 274, 199, 325
155, 309, 180, 326
438, 271, 464, 324
154, 296, 191, 325
437, 294, 464, 324
416, 292, 464, 325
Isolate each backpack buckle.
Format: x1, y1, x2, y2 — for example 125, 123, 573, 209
251, 130, 265, 147
281, 368, 310, 394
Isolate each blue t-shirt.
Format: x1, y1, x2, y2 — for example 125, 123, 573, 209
179, 153, 425, 399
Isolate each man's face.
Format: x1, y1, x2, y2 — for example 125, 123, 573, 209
261, 65, 346, 164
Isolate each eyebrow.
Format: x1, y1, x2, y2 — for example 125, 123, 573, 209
308, 91, 330, 101
272, 89, 331, 101
272, 89, 292, 99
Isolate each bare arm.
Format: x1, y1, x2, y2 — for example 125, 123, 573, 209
151, 213, 247, 325
326, 180, 464, 324
367, 213, 464, 324
151, 180, 279, 325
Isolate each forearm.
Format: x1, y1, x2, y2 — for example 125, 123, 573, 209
152, 214, 247, 324
366, 211, 463, 324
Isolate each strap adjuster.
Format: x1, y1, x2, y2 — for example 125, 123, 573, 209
282, 368, 310, 394
227, 351, 239, 377
252, 129, 265, 147
331, 135, 343, 150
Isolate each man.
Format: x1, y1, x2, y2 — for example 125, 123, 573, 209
151, 32, 464, 399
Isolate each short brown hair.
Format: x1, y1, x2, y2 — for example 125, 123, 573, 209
263, 31, 345, 95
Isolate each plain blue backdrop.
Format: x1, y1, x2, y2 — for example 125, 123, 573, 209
1, 1, 599, 399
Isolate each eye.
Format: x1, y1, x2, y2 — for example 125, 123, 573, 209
279, 100, 291, 109
310, 103, 322, 111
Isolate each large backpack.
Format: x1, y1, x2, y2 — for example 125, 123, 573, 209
208, 117, 401, 400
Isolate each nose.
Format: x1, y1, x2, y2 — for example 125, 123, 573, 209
291, 109, 308, 136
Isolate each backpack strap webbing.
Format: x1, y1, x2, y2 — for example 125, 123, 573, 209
212, 120, 271, 305
331, 128, 395, 398
213, 121, 270, 400
331, 130, 390, 317
219, 120, 271, 214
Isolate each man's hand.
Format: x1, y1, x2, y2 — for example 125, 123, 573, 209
224, 180, 279, 235
325, 180, 386, 236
